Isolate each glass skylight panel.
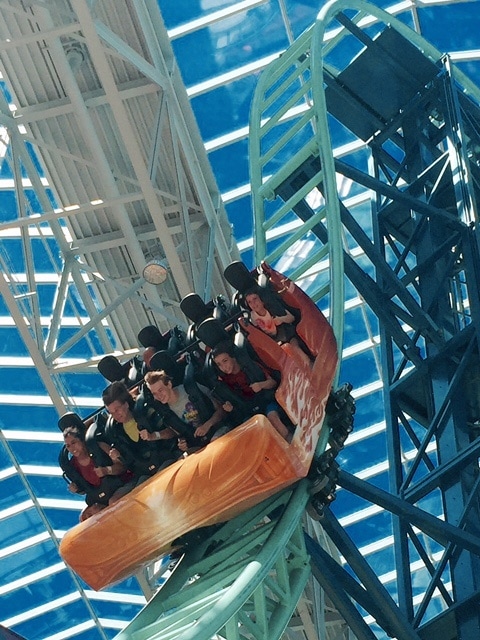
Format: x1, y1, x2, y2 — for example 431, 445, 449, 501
2, 574, 74, 625
209, 137, 251, 193
5, 599, 98, 640
1, 537, 59, 584
168, 3, 292, 84
2, 407, 62, 433
340, 429, 388, 473
0, 476, 30, 512
419, 3, 480, 53
28, 474, 67, 500
42, 626, 105, 640
38, 507, 81, 532
191, 79, 255, 139
7, 440, 60, 469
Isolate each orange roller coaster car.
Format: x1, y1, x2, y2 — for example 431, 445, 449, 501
59, 265, 338, 590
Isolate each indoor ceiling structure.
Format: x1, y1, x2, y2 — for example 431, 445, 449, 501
1, 1, 480, 639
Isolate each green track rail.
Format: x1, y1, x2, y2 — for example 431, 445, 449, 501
114, 482, 312, 640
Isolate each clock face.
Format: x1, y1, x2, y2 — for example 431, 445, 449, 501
143, 260, 168, 284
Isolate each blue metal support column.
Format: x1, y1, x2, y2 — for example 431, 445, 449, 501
248, 1, 480, 637
372, 54, 480, 639
305, 533, 380, 640
337, 468, 480, 637
306, 520, 423, 640
337, 471, 480, 558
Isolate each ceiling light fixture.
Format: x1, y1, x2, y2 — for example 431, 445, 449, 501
143, 258, 169, 285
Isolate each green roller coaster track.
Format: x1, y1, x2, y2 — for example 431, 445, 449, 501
115, 483, 312, 640
114, 1, 480, 637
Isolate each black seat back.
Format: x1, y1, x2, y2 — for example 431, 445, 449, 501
138, 325, 171, 350
84, 414, 112, 466
58, 412, 86, 433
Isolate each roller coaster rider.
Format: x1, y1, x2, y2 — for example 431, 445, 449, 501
140, 368, 228, 452
100, 380, 180, 487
